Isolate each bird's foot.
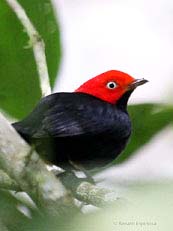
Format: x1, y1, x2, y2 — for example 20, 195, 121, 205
58, 171, 84, 191
69, 160, 95, 184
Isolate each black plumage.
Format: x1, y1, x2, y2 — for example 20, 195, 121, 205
12, 91, 133, 170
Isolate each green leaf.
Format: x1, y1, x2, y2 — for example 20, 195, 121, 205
0, 0, 61, 119
0, 190, 29, 230
116, 103, 173, 164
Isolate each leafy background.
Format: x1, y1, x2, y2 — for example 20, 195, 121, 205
0, 0, 173, 230
0, 0, 61, 119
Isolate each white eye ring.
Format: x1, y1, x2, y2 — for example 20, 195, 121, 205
106, 81, 117, 89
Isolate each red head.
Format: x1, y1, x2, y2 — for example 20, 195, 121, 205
75, 70, 148, 104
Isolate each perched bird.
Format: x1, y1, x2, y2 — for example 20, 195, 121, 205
13, 70, 148, 172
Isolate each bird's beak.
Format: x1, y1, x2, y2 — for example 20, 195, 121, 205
128, 78, 149, 90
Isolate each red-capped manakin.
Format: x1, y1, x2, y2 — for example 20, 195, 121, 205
13, 70, 148, 172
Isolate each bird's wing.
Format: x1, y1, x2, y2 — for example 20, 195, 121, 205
13, 92, 119, 139
34, 93, 117, 138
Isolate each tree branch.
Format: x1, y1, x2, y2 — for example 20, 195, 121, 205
5, 0, 51, 97
76, 182, 118, 207
0, 113, 74, 215
0, 169, 20, 191
58, 171, 118, 207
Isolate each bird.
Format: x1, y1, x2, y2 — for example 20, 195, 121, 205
13, 70, 148, 173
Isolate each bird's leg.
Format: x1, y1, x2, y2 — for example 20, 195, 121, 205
56, 168, 84, 191
69, 160, 95, 184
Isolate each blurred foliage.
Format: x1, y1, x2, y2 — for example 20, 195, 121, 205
1, 182, 173, 231
0, 189, 78, 231
0, 190, 29, 230
67, 181, 173, 231
116, 103, 173, 163
0, 0, 61, 119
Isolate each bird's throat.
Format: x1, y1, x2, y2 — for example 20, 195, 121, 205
116, 90, 134, 110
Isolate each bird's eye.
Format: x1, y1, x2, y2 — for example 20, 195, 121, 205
106, 81, 117, 89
